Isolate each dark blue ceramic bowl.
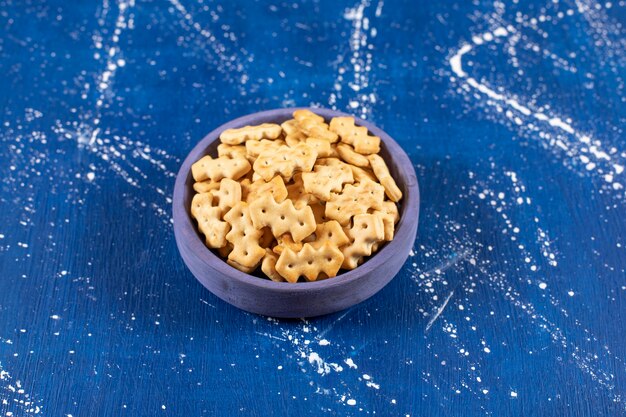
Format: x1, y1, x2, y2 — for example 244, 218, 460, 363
173, 108, 419, 318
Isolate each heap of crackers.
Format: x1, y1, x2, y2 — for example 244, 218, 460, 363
189, 109, 402, 283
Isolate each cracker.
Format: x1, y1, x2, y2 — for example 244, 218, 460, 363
329, 116, 380, 154
352, 135, 380, 155
372, 200, 399, 241
190, 193, 230, 248
259, 227, 276, 249
272, 234, 304, 255
325, 179, 385, 226
311, 220, 350, 249
309, 202, 327, 224
326, 144, 340, 158
193, 180, 221, 194
220, 123, 282, 145
245, 176, 288, 203
302, 159, 354, 201
245, 139, 286, 160
293, 109, 325, 124
209, 178, 242, 216
253, 143, 317, 181
285, 135, 334, 158
282, 119, 307, 146
242, 169, 255, 181
227, 259, 257, 274
249, 193, 316, 242
336, 143, 369, 167
285, 132, 307, 147
240, 178, 252, 201
217, 143, 247, 160
286, 173, 319, 208
294, 110, 338, 143
341, 213, 385, 269
223, 201, 266, 269
302, 137, 333, 157
261, 249, 284, 282
329, 116, 368, 141
217, 243, 233, 258
367, 154, 402, 202
275, 242, 344, 283
280, 119, 301, 135
350, 165, 377, 182
191, 155, 251, 182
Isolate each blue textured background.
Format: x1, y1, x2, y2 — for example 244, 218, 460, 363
1, 0, 625, 416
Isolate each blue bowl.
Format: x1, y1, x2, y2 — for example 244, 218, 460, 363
173, 108, 419, 318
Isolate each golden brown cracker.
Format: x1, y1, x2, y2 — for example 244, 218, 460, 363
350, 165, 377, 182
302, 137, 333, 157
191, 155, 251, 182
336, 143, 370, 167
294, 110, 338, 143
284, 132, 307, 147
253, 143, 317, 181
258, 227, 276, 249
217, 143, 247, 160
286, 173, 319, 208
280, 119, 301, 135
249, 193, 316, 242
190, 193, 230, 248
208, 178, 242, 216
217, 243, 233, 258
275, 242, 344, 283
227, 258, 257, 274
293, 109, 324, 124
220, 123, 282, 145
325, 179, 385, 226
245, 139, 286, 160
193, 180, 221, 194
341, 213, 385, 269
309, 202, 327, 224
311, 220, 350, 249
223, 201, 266, 269
245, 176, 288, 203
301, 159, 354, 201
367, 154, 402, 202
272, 234, 304, 255
329, 116, 380, 154
373, 200, 399, 241
261, 249, 284, 282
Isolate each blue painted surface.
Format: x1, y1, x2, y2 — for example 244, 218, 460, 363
0, 0, 625, 416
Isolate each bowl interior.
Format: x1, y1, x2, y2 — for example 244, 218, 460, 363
177, 108, 417, 285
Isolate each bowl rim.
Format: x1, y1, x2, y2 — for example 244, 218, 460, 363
173, 107, 419, 293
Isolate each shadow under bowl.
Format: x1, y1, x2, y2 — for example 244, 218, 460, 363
173, 107, 420, 318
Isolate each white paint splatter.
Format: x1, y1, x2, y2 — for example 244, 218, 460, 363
425, 290, 455, 332
330, 0, 381, 119
344, 358, 358, 369
449, 21, 625, 194
51, 0, 179, 225
166, 0, 248, 82
308, 352, 343, 375
0, 363, 42, 414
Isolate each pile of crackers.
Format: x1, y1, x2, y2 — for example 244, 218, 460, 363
189, 110, 402, 283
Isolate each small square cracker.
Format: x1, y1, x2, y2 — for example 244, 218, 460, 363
275, 242, 344, 283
